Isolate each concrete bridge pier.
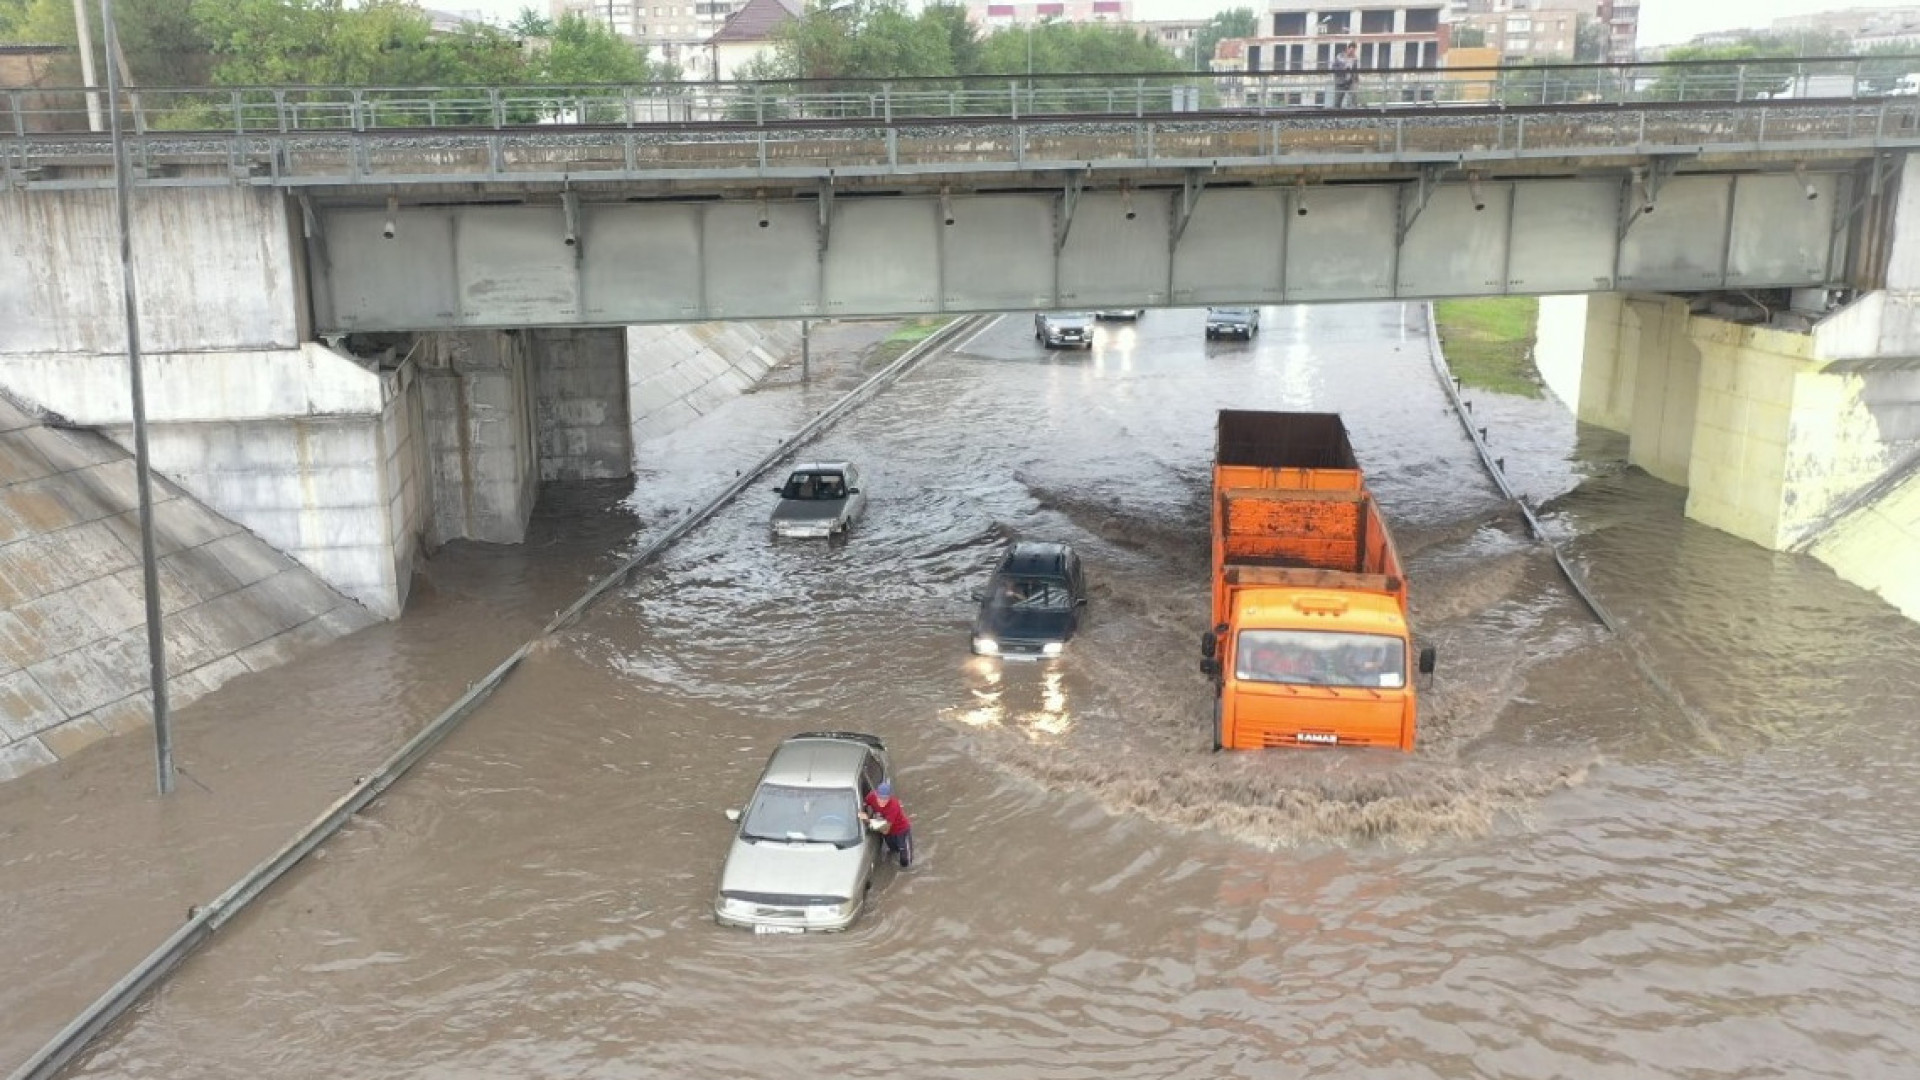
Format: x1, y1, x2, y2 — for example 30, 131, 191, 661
1539, 155, 1920, 620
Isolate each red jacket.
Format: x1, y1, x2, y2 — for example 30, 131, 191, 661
864, 791, 911, 835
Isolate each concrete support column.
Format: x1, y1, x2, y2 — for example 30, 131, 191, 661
416, 331, 539, 547
531, 328, 633, 481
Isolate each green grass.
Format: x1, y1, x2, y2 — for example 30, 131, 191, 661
1434, 297, 1544, 398
865, 317, 952, 366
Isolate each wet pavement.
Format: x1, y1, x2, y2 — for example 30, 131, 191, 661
7, 307, 1920, 1079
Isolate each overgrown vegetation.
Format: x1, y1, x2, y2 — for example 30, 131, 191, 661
0, 0, 673, 90
865, 317, 950, 367
1435, 298, 1542, 398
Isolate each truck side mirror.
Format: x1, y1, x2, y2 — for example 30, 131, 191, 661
724, 808, 741, 822
771, 486, 783, 494
1199, 632, 1217, 659
1200, 657, 1221, 677
1418, 646, 1437, 674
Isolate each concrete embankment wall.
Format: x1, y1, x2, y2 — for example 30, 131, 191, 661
0, 392, 376, 781
1539, 292, 1920, 622
627, 321, 801, 442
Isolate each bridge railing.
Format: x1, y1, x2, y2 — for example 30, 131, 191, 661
6, 56, 1920, 138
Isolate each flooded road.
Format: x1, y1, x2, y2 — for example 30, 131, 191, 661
39, 306, 1920, 1078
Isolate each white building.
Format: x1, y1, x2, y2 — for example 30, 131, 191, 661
550, 0, 749, 77
964, 1, 1134, 28
701, 0, 802, 82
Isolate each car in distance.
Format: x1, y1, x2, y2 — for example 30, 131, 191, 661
715, 731, 893, 933
971, 541, 1089, 660
1034, 312, 1095, 349
770, 462, 865, 539
1095, 308, 1144, 320
1205, 306, 1261, 340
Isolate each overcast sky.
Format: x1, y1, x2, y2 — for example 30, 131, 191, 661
440, 1, 1919, 48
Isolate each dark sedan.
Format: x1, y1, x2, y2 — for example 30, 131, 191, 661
971, 541, 1088, 660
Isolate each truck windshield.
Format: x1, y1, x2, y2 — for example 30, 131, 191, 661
1235, 629, 1406, 688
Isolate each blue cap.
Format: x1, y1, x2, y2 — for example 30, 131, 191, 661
876, 781, 893, 798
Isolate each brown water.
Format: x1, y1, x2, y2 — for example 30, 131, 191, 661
12, 307, 1920, 1078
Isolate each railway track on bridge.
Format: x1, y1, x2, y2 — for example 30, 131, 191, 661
4, 314, 993, 1080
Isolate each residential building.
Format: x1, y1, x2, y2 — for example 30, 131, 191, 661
964, 1, 1135, 28
550, 0, 750, 76
1238, 3, 1447, 77
1444, 1, 1636, 63
1131, 17, 1211, 62
702, 0, 802, 82
1457, 4, 1578, 61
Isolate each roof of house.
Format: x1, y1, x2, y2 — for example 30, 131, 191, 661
708, 0, 803, 45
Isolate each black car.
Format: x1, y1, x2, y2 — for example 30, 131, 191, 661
970, 541, 1088, 660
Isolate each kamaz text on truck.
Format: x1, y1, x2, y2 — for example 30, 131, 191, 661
1199, 411, 1435, 751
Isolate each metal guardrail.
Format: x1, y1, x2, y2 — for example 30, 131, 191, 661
7, 56, 1920, 135
7, 59, 1920, 188
3, 313, 987, 1080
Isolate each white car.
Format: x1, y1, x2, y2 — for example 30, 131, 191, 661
769, 461, 865, 538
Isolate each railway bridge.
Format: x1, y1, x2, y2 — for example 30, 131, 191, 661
2, 63, 1918, 622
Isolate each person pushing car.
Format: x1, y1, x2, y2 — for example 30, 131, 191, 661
861, 780, 914, 869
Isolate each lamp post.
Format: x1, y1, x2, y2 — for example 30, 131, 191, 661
99, 0, 173, 795
69, 0, 103, 131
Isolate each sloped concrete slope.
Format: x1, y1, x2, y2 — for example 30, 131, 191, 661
1811, 459, 1920, 622
628, 321, 801, 442
0, 393, 376, 781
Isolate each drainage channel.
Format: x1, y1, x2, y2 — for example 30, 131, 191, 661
9, 314, 992, 1080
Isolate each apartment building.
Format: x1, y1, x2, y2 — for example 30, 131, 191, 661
1235, 2, 1448, 76
964, 1, 1135, 28
1456, 3, 1578, 61
550, 0, 750, 75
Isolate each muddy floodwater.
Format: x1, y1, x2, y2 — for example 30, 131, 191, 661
17, 306, 1920, 1078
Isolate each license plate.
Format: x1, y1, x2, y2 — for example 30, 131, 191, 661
1297, 732, 1339, 745
754, 924, 804, 935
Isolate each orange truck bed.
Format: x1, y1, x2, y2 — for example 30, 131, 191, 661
1204, 411, 1428, 752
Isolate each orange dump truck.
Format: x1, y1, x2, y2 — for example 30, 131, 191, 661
1200, 411, 1435, 751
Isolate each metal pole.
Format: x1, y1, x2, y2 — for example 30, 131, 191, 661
801, 319, 811, 382
100, 0, 173, 796
70, 0, 103, 131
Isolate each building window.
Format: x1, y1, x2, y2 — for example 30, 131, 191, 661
1405, 8, 1440, 33
1274, 12, 1306, 36
1361, 10, 1394, 34
1093, 0, 1121, 12
1037, 1, 1065, 15
1248, 44, 1262, 71
1319, 12, 1351, 34
987, 2, 1014, 13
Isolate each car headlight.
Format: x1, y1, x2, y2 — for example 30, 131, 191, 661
808, 901, 853, 921
1041, 642, 1065, 657
973, 637, 999, 655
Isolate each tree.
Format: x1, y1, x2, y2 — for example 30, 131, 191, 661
534, 12, 666, 84
1194, 7, 1256, 71
921, 2, 980, 76
770, 0, 954, 82
509, 6, 552, 40
1574, 15, 1608, 63
1, 0, 214, 86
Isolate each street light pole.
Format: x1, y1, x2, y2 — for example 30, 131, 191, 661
99, 0, 173, 796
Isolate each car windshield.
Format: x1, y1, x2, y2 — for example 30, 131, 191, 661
1234, 629, 1407, 688
1050, 313, 1093, 323
740, 784, 862, 844
780, 471, 847, 501
1211, 308, 1253, 318
987, 575, 1074, 611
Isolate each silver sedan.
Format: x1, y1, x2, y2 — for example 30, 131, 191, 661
769, 461, 866, 538
715, 732, 893, 933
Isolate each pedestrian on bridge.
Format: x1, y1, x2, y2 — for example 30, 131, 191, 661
1332, 45, 1359, 109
